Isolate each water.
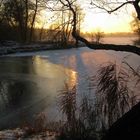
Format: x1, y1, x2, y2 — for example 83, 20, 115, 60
102, 36, 139, 45
0, 56, 77, 129
0, 45, 140, 130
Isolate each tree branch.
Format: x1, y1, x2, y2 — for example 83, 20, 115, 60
91, 0, 140, 20
60, 0, 140, 55
134, 0, 140, 20
107, 1, 134, 14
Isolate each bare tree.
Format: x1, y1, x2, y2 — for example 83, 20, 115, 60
29, 0, 38, 42
131, 13, 140, 44
90, 29, 104, 44
59, 0, 140, 55
90, 0, 140, 20
1, 0, 31, 42
0, 0, 47, 43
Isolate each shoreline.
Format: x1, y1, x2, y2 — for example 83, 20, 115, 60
0, 44, 78, 56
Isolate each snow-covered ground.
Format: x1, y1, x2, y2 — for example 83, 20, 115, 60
0, 128, 58, 140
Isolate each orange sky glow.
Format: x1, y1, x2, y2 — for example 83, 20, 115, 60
81, 2, 135, 33
39, 1, 136, 34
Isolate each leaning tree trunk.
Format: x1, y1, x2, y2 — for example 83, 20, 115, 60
60, 0, 140, 56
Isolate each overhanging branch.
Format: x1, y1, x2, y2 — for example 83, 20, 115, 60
60, 0, 140, 56
134, 0, 140, 20
91, 0, 140, 20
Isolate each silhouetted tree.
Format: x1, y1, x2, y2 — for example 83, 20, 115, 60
131, 13, 140, 44
29, 0, 38, 42
59, 0, 140, 55
90, 29, 104, 44
0, 0, 45, 43
2, 0, 30, 42
90, 0, 140, 20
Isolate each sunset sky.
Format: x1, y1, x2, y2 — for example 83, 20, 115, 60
82, 11, 133, 33
41, 0, 136, 34
81, 2, 135, 33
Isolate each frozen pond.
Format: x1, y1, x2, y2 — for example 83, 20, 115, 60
0, 47, 139, 129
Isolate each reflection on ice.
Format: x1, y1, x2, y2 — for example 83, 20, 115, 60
0, 56, 77, 129
0, 48, 139, 130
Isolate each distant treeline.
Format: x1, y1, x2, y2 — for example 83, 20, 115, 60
0, 0, 75, 45
0, 24, 73, 45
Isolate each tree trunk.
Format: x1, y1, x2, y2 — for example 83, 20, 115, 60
29, 0, 38, 42
60, 0, 140, 56
24, 0, 28, 43
71, 4, 140, 55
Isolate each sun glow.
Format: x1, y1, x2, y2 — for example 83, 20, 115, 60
38, 1, 136, 34
81, 5, 135, 33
